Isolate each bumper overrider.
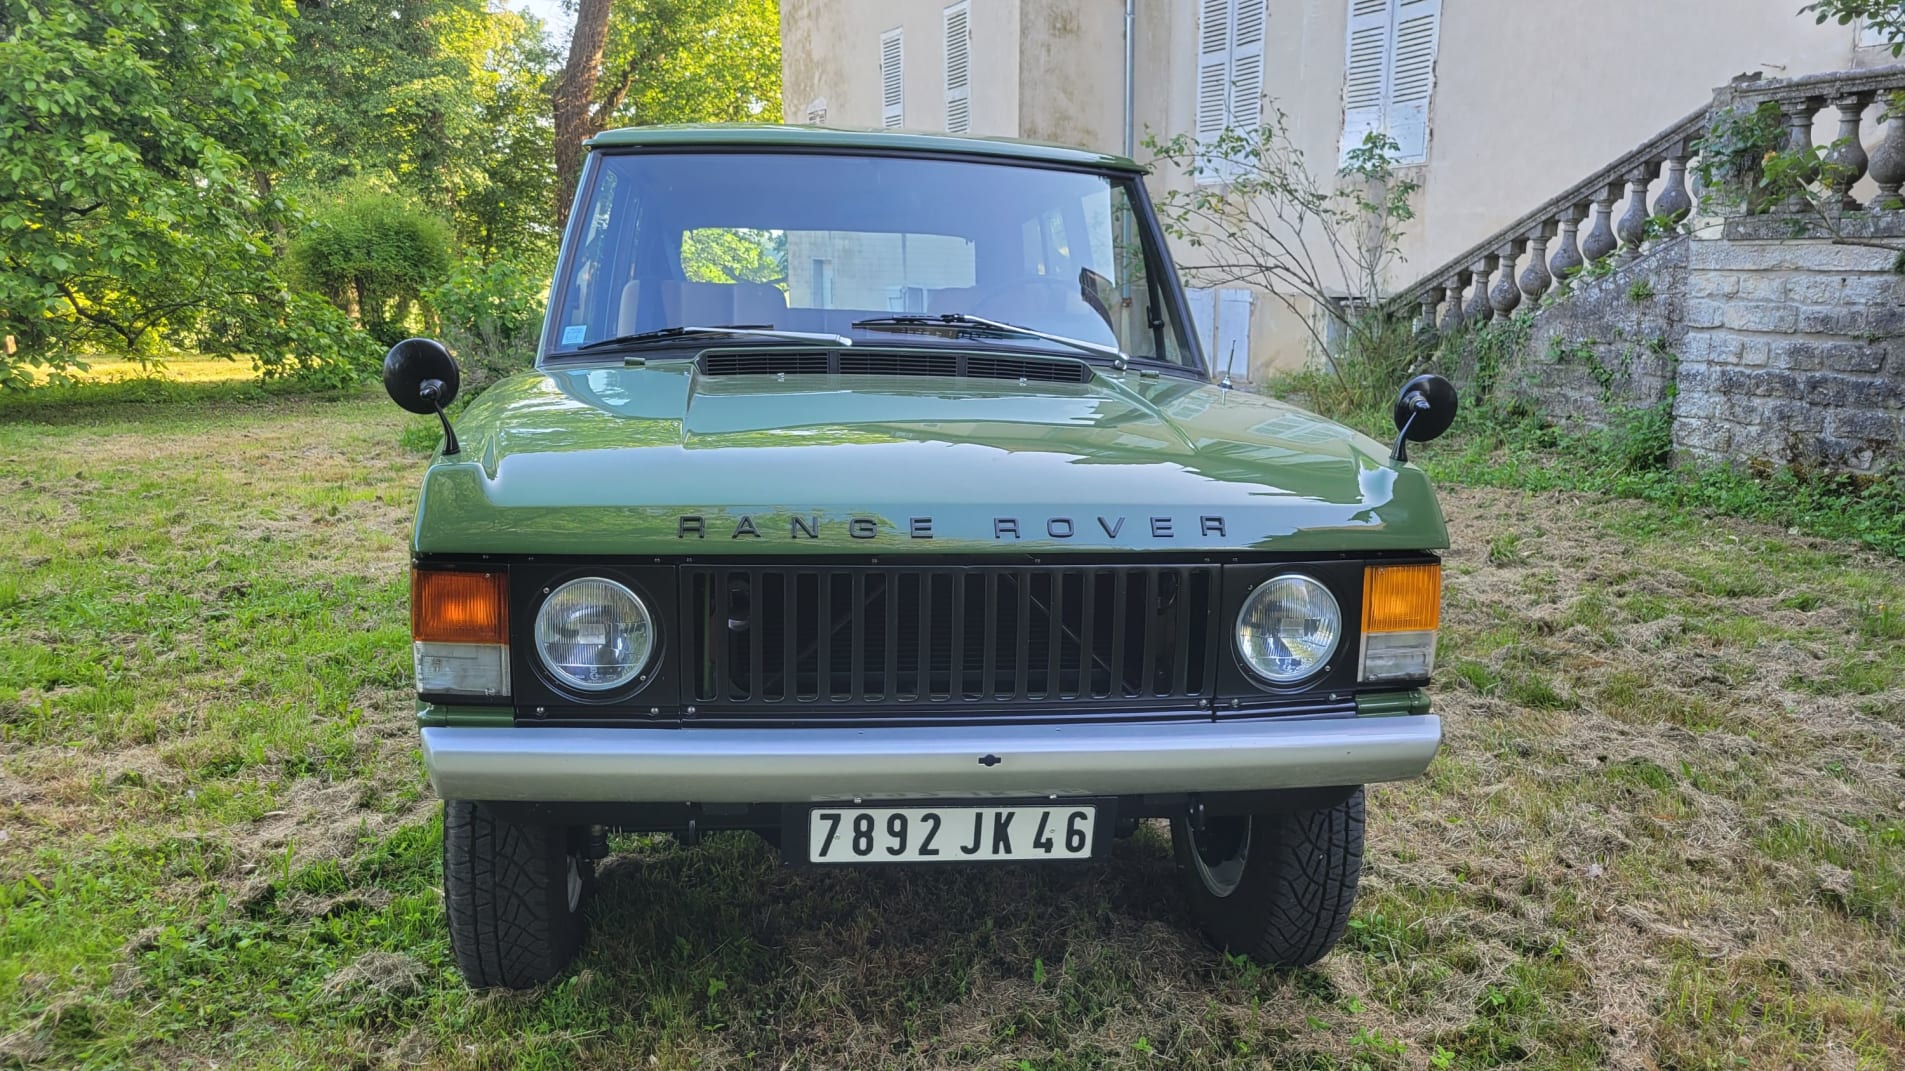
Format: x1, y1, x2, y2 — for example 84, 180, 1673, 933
420, 714, 1443, 803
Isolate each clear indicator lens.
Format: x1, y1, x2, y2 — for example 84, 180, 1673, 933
1236, 575, 1342, 684
534, 578, 655, 693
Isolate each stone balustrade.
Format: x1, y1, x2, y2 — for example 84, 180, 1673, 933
1391, 64, 1905, 331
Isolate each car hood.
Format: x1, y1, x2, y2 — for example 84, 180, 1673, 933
412, 359, 1448, 554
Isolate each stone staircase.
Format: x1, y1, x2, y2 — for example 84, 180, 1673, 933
1390, 66, 1905, 474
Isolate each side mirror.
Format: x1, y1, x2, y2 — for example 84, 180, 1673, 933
1389, 373, 1458, 464
384, 338, 463, 455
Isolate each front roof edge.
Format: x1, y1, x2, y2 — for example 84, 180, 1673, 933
583, 123, 1148, 173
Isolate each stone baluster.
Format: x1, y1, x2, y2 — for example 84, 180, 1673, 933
1653, 148, 1694, 223
1440, 271, 1470, 334
1778, 97, 1825, 213
1615, 166, 1655, 262
1416, 287, 1443, 339
1549, 206, 1586, 289
1519, 223, 1554, 304
1489, 242, 1524, 317
1823, 92, 1874, 212
1581, 184, 1620, 263
1466, 256, 1497, 323
1870, 102, 1905, 211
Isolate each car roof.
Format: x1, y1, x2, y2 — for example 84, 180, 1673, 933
584, 123, 1147, 173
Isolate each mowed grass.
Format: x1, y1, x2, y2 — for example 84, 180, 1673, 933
2, 382, 1903, 1070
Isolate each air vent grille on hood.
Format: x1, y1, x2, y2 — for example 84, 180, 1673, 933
698, 349, 1092, 384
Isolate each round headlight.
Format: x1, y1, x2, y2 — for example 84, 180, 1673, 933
534, 578, 655, 693
1236, 574, 1342, 684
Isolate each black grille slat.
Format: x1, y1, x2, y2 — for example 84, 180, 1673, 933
698, 350, 1092, 384
683, 563, 1219, 718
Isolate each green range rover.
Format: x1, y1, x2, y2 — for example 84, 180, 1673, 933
383, 125, 1458, 990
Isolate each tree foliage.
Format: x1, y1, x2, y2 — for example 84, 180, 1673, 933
288, 186, 455, 346
1146, 116, 1422, 408
554, 0, 780, 225
0, 0, 301, 384
1803, 0, 1905, 54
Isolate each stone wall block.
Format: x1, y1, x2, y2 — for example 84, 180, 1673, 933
1865, 303, 1905, 337
1735, 274, 1789, 302
1722, 302, 1799, 334
1838, 275, 1904, 307
1772, 341, 1826, 371
1786, 276, 1843, 304
1684, 299, 1726, 329
1829, 408, 1903, 442
1763, 400, 1828, 431
1689, 273, 1741, 299
1820, 341, 1886, 373
1689, 240, 1897, 273
1740, 339, 1772, 367
1797, 305, 1868, 336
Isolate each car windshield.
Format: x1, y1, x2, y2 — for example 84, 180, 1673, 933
545, 150, 1197, 369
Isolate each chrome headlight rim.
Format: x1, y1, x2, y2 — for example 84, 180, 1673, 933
533, 575, 658, 696
1234, 573, 1344, 686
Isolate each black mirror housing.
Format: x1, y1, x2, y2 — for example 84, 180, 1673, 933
384, 338, 461, 414
1389, 374, 1458, 463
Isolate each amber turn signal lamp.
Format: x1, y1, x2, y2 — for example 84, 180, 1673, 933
1362, 563, 1441, 633
412, 569, 508, 644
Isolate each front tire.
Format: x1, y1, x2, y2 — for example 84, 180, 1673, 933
1170, 787, 1364, 967
443, 800, 593, 989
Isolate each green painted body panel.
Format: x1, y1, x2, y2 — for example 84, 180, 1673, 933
411, 359, 1449, 556
583, 123, 1146, 172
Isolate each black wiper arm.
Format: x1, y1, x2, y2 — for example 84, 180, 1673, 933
574, 324, 853, 352
851, 313, 1128, 365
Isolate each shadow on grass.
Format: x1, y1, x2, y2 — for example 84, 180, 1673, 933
0, 375, 375, 427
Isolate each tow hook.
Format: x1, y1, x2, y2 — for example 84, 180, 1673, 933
586, 825, 610, 861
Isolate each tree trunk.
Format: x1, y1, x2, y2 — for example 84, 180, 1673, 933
553, 0, 617, 231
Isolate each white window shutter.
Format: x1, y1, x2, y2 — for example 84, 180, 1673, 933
1228, 0, 1265, 132
943, 2, 971, 133
1216, 288, 1254, 379
880, 28, 905, 129
1194, 0, 1232, 179
1340, 0, 1391, 165
1185, 286, 1217, 360
1386, 0, 1440, 162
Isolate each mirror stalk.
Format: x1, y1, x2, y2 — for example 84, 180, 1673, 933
419, 379, 460, 456
1389, 391, 1429, 463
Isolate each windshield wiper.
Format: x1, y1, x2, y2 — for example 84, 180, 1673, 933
850, 313, 1129, 366
574, 324, 853, 352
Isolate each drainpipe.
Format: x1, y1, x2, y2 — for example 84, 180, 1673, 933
1123, 0, 1135, 159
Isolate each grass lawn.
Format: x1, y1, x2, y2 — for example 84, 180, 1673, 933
1, 380, 1902, 1070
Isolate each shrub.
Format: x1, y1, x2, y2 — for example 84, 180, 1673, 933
431, 261, 547, 395
289, 188, 454, 346
200, 289, 383, 390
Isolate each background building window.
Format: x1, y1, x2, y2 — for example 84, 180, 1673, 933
1194, 0, 1267, 182
1340, 0, 1441, 165
880, 28, 904, 129
943, 2, 971, 133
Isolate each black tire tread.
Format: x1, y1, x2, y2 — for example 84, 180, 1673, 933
443, 800, 586, 989
1173, 788, 1364, 968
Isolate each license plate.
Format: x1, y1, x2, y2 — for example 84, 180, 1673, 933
804, 804, 1098, 863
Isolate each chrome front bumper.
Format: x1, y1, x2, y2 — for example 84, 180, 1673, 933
420, 715, 1442, 803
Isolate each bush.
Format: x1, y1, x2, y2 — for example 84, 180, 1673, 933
289, 187, 454, 346
431, 261, 546, 395
200, 289, 383, 390
1266, 314, 1426, 427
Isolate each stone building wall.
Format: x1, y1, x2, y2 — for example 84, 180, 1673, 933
1674, 237, 1905, 473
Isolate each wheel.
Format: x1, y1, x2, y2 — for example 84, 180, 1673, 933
1169, 787, 1365, 968
443, 800, 593, 989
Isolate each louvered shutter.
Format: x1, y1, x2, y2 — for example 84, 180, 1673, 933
1386, 0, 1440, 162
1194, 0, 1231, 178
1340, 0, 1390, 164
880, 28, 904, 129
1228, 0, 1265, 132
943, 2, 971, 133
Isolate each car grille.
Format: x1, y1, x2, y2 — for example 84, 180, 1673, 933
680, 564, 1221, 719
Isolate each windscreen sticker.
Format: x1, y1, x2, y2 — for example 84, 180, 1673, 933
561, 324, 587, 345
